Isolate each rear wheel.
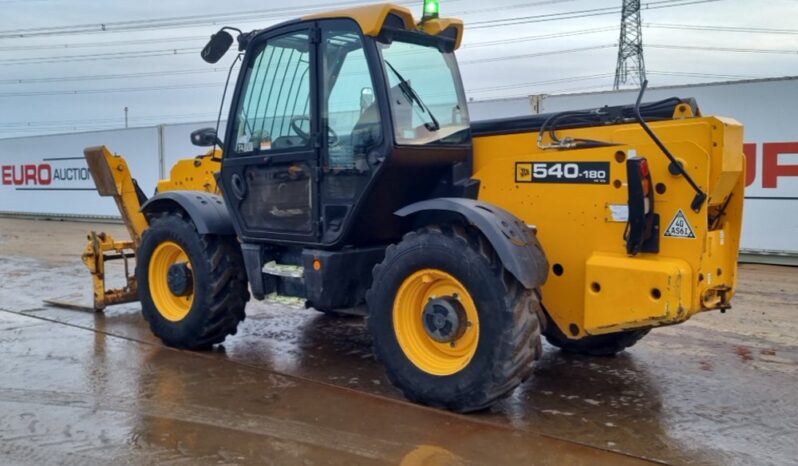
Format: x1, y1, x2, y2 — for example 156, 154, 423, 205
366, 225, 543, 412
136, 212, 249, 349
544, 322, 649, 356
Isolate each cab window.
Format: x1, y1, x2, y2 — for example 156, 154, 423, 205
319, 22, 383, 237
379, 38, 469, 145
322, 26, 382, 171
233, 31, 311, 155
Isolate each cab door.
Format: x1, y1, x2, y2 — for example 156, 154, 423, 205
318, 19, 386, 244
221, 25, 319, 244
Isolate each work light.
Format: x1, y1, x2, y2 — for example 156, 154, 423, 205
422, 0, 440, 21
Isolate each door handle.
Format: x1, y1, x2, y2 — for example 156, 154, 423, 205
231, 173, 247, 200
368, 150, 385, 166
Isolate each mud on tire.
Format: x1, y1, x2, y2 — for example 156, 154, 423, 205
366, 225, 544, 412
136, 212, 249, 349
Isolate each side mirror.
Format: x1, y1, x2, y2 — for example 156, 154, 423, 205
360, 87, 375, 115
191, 127, 223, 147
201, 30, 234, 64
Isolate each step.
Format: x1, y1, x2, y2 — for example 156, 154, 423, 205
263, 292, 305, 308
262, 261, 304, 279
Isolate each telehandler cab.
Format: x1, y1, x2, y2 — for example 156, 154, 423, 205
79, 1, 745, 412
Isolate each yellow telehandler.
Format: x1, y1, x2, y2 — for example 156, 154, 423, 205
78, 1, 744, 412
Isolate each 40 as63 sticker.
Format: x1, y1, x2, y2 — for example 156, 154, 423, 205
516, 161, 610, 184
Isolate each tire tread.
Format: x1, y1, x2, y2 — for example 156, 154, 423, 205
137, 212, 249, 349
545, 324, 649, 356
366, 225, 545, 412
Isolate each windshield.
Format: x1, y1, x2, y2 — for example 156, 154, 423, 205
378, 38, 470, 145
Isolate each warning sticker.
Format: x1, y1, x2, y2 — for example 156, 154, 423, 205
608, 204, 629, 222
664, 209, 696, 238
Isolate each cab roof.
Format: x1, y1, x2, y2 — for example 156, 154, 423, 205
302, 3, 464, 49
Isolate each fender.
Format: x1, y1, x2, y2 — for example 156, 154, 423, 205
140, 191, 235, 236
396, 198, 548, 290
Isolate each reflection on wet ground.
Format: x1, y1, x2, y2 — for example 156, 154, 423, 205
1, 308, 648, 465
1, 219, 797, 465
216, 303, 798, 466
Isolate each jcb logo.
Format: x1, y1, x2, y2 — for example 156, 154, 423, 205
516, 163, 532, 182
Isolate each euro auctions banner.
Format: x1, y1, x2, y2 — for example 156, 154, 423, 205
0, 127, 159, 217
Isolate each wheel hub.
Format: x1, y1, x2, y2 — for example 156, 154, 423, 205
167, 262, 193, 296
422, 296, 467, 343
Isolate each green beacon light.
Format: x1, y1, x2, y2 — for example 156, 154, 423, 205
422, 0, 440, 21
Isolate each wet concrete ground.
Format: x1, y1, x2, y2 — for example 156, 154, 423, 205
1, 217, 797, 465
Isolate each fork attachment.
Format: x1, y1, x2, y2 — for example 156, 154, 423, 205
81, 146, 149, 311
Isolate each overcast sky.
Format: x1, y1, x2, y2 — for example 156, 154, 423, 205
1, 0, 796, 138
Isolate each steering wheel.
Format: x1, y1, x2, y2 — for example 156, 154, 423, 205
290, 116, 311, 142
289, 115, 339, 146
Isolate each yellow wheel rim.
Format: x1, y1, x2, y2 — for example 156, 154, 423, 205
393, 269, 480, 376
148, 240, 194, 322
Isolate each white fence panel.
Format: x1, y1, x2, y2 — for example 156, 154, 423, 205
161, 120, 224, 179
0, 127, 159, 217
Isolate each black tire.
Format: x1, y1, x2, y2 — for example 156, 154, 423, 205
136, 212, 249, 349
544, 322, 649, 356
312, 308, 361, 318
366, 225, 543, 412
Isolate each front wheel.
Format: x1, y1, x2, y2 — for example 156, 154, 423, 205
366, 225, 543, 412
136, 212, 249, 349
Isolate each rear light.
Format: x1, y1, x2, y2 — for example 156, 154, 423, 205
639, 158, 651, 198
639, 158, 650, 177
625, 157, 660, 255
